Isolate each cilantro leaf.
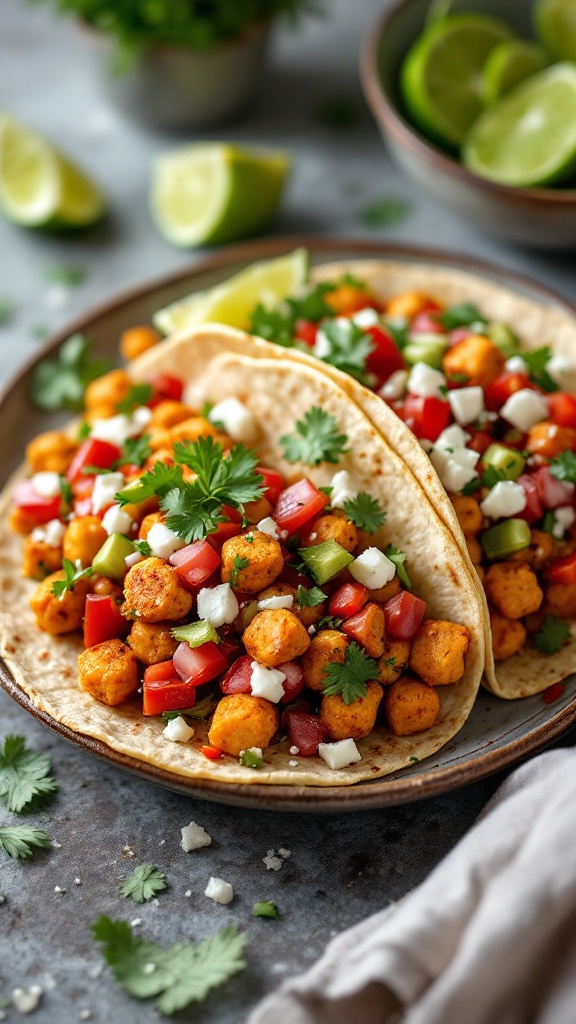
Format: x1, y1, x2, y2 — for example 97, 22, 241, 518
384, 544, 412, 589
316, 318, 375, 385
317, 614, 343, 631
290, 282, 337, 322
533, 615, 571, 656
133, 539, 152, 557
229, 555, 250, 588
0, 825, 50, 860
520, 346, 558, 392
438, 303, 486, 331
120, 433, 153, 468
119, 864, 167, 904
359, 197, 412, 228
252, 900, 280, 919
116, 461, 184, 507
249, 303, 297, 347
30, 333, 113, 413
322, 641, 379, 704
161, 485, 225, 543
116, 384, 154, 414
550, 451, 576, 484
92, 916, 247, 1013
59, 476, 73, 510
239, 749, 263, 769
343, 492, 386, 533
161, 693, 218, 722
383, 317, 410, 350
51, 559, 94, 598
0, 736, 58, 813
295, 585, 326, 608
280, 408, 349, 466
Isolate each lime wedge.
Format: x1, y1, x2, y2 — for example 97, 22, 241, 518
153, 248, 309, 335
463, 63, 576, 187
534, 0, 576, 61
481, 40, 549, 105
400, 14, 515, 148
0, 114, 106, 229
150, 143, 290, 249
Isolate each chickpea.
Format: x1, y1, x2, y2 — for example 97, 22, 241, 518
386, 291, 439, 320
119, 324, 160, 361
128, 620, 179, 665
84, 369, 132, 416
149, 401, 196, 430
30, 571, 90, 634
78, 639, 139, 705
22, 538, 63, 580
208, 694, 279, 756
221, 531, 284, 594
26, 430, 78, 474
302, 630, 348, 692
301, 514, 358, 554
243, 609, 311, 667
320, 681, 383, 741
123, 557, 193, 622
63, 516, 107, 566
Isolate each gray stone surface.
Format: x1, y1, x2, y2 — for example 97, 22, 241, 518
0, 0, 575, 1021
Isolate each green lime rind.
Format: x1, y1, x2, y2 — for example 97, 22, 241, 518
463, 62, 576, 188
534, 0, 576, 62
400, 13, 516, 149
481, 40, 549, 106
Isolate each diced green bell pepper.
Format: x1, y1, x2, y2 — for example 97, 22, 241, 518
91, 533, 136, 581
403, 336, 449, 369
481, 519, 531, 561
171, 620, 220, 647
483, 443, 526, 481
299, 539, 354, 585
487, 321, 520, 358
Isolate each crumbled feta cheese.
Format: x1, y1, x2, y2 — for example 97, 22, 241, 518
130, 918, 142, 927
546, 353, 576, 391
350, 547, 396, 589
435, 423, 470, 451
407, 362, 447, 399
552, 505, 576, 538
330, 469, 357, 509
318, 738, 362, 769
11, 986, 43, 1014
289, 760, 298, 767
143, 963, 156, 975
74, 877, 82, 885
378, 369, 409, 400
258, 594, 294, 610
31, 519, 66, 548
448, 386, 484, 426
436, 458, 480, 494
102, 504, 134, 536
181, 821, 212, 852
91, 472, 125, 514
147, 522, 186, 560
46, 284, 69, 309
164, 716, 195, 743
240, 746, 263, 762
263, 850, 284, 871
278, 848, 291, 858
125, 551, 144, 568
205, 877, 234, 905
208, 397, 259, 444
91, 408, 151, 446
257, 517, 280, 539
505, 355, 529, 374
289, 745, 299, 755
31, 471, 61, 497
480, 481, 527, 519
500, 389, 549, 432
250, 662, 286, 702
185, 889, 192, 897
351, 307, 380, 328
79, 1011, 92, 1021
308, 625, 316, 635
132, 406, 153, 431
54, 886, 66, 894
197, 583, 239, 627
428, 424, 480, 493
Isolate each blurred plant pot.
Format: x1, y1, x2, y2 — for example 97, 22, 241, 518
81, 20, 271, 131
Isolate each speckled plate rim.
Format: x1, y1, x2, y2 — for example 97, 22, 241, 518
2, 235, 576, 813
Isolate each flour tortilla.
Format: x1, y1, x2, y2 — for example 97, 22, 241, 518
0, 343, 484, 787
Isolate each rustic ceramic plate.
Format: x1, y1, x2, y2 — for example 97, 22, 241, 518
2, 237, 576, 813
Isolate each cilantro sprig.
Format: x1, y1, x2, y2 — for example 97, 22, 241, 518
520, 346, 558, 392
119, 864, 167, 904
316, 318, 375, 385
322, 642, 379, 704
0, 736, 58, 813
115, 384, 154, 414
30, 333, 113, 413
0, 825, 51, 860
280, 407, 349, 466
116, 461, 185, 507
384, 545, 411, 589
550, 451, 576, 484
343, 492, 386, 533
92, 917, 246, 1015
229, 555, 250, 588
252, 900, 280, 919
533, 615, 571, 656
295, 585, 326, 608
51, 559, 95, 597
438, 302, 486, 331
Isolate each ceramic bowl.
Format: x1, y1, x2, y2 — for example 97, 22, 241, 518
361, 0, 576, 248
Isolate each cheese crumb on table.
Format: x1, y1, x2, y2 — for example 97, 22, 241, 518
181, 821, 212, 852
205, 877, 234, 904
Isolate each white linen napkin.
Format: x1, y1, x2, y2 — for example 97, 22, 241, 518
248, 748, 576, 1024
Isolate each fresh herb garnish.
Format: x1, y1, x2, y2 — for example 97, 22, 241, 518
533, 615, 571, 656
161, 693, 218, 723
239, 749, 264, 769
438, 303, 486, 331
30, 333, 113, 413
383, 317, 410, 350
384, 544, 411, 589
295, 585, 326, 608
229, 556, 250, 588
116, 461, 185, 507
252, 900, 280, 919
384, 656, 396, 668
550, 451, 576, 484
120, 433, 153, 468
51, 559, 95, 597
0, 825, 50, 860
358, 197, 412, 228
45, 264, 86, 287
59, 476, 73, 510
409, 755, 420, 764
116, 384, 154, 414
0, 735, 58, 813
521, 346, 558, 392
0, 299, 14, 326
133, 539, 152, 557
91, 917, 246, 1015
317, 318, 375, 386
119, 864, 167, 904
322, 641, 379, 705
343, 492, 386, 533
280, 407, 349, 466
317, 614, 344, 631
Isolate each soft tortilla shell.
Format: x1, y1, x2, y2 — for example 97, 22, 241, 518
0, 347, 484, 787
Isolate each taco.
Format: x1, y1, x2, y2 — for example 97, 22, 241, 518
0, 334, 484, 787
162, 256, 576, 700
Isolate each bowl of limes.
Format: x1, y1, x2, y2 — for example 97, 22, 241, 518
361, 0, 576, 248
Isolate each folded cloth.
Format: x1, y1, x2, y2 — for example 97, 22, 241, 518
248, 749, 576, 1024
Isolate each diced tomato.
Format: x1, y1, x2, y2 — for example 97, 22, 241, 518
148, 374, 183, 406
547, 392, 576, 429
258, 467, 285, 507
545, 552, 576, 586
384, 591, 426, 640
221, 503, 242, 524
516, 474, 544, 525
173, 640, 228, 686
533, 466, 575, 510
142, 674, 197, 716
340, 603, 382, 650
543, 683, 564, 704
12, 481, 62, 524
170, 540, 221, 589
200, 744, 222, 760
83, 594, 129, 648
143, 660, 176, 684
410, 311, 444, 335
484, 372, 534, 412
278, 662, 304, 703
467, 430, 493, 456
295, 318, 318, 347
221, 655, 253, 694
284, 711, 327, 756
66, 438, 122, 483
329, 582, 368, 619
274, 479, 328, 534
217, 625, 243, 665
399, 394, 451, 441
365, 325, 405, 387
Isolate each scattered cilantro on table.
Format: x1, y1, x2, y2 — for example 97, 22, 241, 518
252, 900, 280, 919
51, 559, 95, 597
0, 735, 58, 813
343, 492, 386, 533
91, 916, 246, 1015
384, 544, 411, 589
0, 825, 51, 860
119, 864, 167, 904
533, 615, 571, 656
358, 198, 412, 228
30, 333, 113, 412
322, 642, 379, 705
280, 407, 349, 466
239, 749, 264, 769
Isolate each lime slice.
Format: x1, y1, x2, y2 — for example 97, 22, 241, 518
534, 0, 576, 61
400, 14, 515, 148
153, 247, 309, 335
0, 114, 106, 229
150, 143, 290, 249
463, 63, 576, 187
481, 40, 549, 105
